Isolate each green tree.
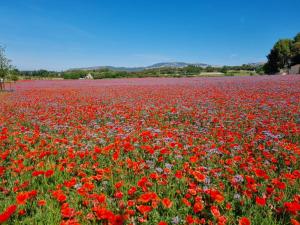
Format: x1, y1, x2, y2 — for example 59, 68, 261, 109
291, 33, 300, 65
294, 33, 300, 42
264, 39, 292, 74
0, 46, 11, 90
205, 66, 214, 72
183, 65, 202, 75
220, 66, 228, 74
255, 65, 265, 75
10, 74, 19, 82
6, 68, 20, 82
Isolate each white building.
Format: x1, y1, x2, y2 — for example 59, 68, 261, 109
79, 73, 94, 80
289, 64, 300, 74
85, 73, 93, 79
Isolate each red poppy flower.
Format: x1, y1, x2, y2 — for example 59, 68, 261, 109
52, 190, 67, 202
211, 205, 221, 218
239, 217, 251, 225
158, 221, 168, 225
45, 169, 54, 178
193, 202, 204, 213
128, 187, 137, 196
161, 198, 173, 208
136, 205, 152, 215
186, 215, 194, 224
114, 191, 123, 199
96, 193, 106, 203
284, 202, 300, 215
38, 200, 46, 206
138, 192, 158, 203
291, 219, 300, 225
16, 192, 29, 205
18, 209, 26, 216
93, 207, 114, 221
61, 203, 76, 218
0, 205, 17, 223
255, 197, 266, 206
193, 171, 206, 182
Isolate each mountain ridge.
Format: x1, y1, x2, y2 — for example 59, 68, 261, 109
68, 62, 212, 72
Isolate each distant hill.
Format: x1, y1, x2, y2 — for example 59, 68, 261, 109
145, 62, 211, 69
68, 62, 212, 72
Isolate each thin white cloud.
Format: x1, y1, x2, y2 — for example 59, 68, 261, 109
230, 53, 238, 59
132, 53, 174, 62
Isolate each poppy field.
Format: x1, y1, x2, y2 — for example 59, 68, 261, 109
0, 76, 299, 225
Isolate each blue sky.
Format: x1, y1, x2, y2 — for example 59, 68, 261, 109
0, 0, 299, 70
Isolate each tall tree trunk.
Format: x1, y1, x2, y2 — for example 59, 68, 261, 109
0, 79, 5, 91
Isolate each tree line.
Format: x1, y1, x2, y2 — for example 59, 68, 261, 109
18, 64, 263, 80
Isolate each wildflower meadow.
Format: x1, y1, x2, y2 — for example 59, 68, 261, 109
0, 76, 299, 225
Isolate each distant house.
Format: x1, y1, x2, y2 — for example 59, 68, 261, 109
278, 69, 288, 75
289, 64, 300, 74
80, 73, 93, 80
